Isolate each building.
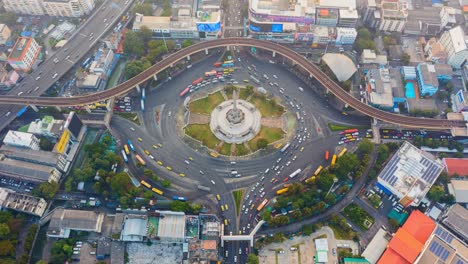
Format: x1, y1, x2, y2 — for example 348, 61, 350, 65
321, 53, 357, 82
0, 156, 62, 183
7, 37, 41, 72
440, 204, 468, 242
365, 67, 394, 109
442, 158, 468, 176
343, 259, 370, 264
439, 7, 458, 29
76, 73, 104, 90
49, 22, 76, 40
362, 228, 392, 264
360, 49, 388, 65
376, 141, 444, 207
89, 48, 115, 75
0, 145, 69, 172
452, 90, 468, 113
416, 63, 453, 96
120, 214, 148, 242
47, 208, 104, 238
424, 38, 448, 64
0, 24, 11, 45
404, 7, 442, 36
414, 224, 468, 264
42, 0, 95, 17
439, 26, 468, 69
378, 0, 409, 32
402, 66, 417, 80
0, 63, 20, 90
27, 115, 65, 139
0, 187, 47, 217
315, 238, 329, 263
3, 130, 40, 150
378, 210, 436, 264
311, 25, 333, 45
335, 27, 357, 45
154, 210, 186, 243
2, 0, 45, 15
448, 180, 468, 204
132, 0, 221, 40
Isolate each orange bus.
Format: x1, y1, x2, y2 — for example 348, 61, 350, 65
325, 150, 329, 160
257, 199, 269, 212
135, 154, 146, 166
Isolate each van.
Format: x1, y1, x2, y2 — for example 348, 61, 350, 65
231, 171, 238, 175
17, 91, 23, 96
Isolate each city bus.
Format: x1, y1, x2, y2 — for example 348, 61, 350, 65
250, 75, 260, 84
305, 176, 316, 184
180, 86, 190, 97
151, 187, 163, 195
123, 144, 130, 155
140, 180, 151, 189
314, 166, 323, 176
135, 154, 146, 166
276, 187, 289, 195
224, 60, 234, 64
338, 148, 347, 158
289, 169, 302, 178
204, 70, 217, 77
257, 199, 269, 212
325, 150, 329, 160
331, 154, 337, 166
127, 140, 135, 152
280, 143, 290, 153
192, 77, 203, 86
172, 196, 186, 201
121, 149, 128, 163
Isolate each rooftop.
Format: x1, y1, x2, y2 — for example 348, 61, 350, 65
406, 98, 437, 112
448, 180, 468, 204
133, 14, 197, 30
377, 141, 444, 206
362, 228, 392, 263
0, 145, 60, 167
4, 130, 38, 146
156, 210, 185, 240
47, 208, 104, 237
443, 158, 468, 176
418, 63, 439, 88
0, 157, 58, 183
322, 53, 357, 82
8, 37, 33, 59
0, 187, 47, 217
446, 26, 467, 53
442, 204, 468, 242
121, 215, 148, 241
367, 67, 394, 107
378, 210, 435, 264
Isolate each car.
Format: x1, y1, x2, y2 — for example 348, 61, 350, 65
148, 155, 155, 160
152, 145, 158, 149
225, 204, 228, 210
188, 156, 194, 161
158, 143, 163, 147
35, 76, 41, 81
53, 58, 59, 63
157, 161, 163, 165
332, 248, 336, 256
211, 180, 216, 185
17, 92, 23, 96
144, 150, 150, 155
130, 127, 135, 131
273, 74, 278, 79
199, 170, 204, 175
221, 205, 225, 211
300, 147, 305, 152
166, 166, 172, 171
184, 160, 190, 165
179, 173, 185, 177
286, 161, 291, 166
270, 178, 276, 183
239, 248, 242, 254
52, 72, 58, 79
137, 138, 143, 142
216, 194, 221, 201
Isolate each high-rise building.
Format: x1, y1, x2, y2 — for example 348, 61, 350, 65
7, 37, 41, 72
2, 0, 45, 15
42, 0, 95, 17
378, 0, 408, 32
0, 24, 11, 45
439, 26, 468, 69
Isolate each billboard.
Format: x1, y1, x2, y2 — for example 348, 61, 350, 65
55, 129, 70, 154
197, 21, 221, 32
64, 112, 83, 140
249, 21, 284, 33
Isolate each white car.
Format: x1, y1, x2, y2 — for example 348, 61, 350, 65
211, 180, 216, 185
273, 74, 278, 79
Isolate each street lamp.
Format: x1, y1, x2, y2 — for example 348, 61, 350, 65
326, 177, 338, 197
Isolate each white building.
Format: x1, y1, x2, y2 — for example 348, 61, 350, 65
7, 37, 41, 72
0, 187, 48, 217
2, 0, 45, 15
439, 26, 468, 69
89, 48, 114, 75
377, 141, 444, 207
120, 214, 148, 242
378, 0, 408, 32
366, 67, 394, 109
3, 130, 40, 150
335, 27, 357, 45
47, 208, 104, 238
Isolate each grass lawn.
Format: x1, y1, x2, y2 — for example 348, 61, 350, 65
219, 143, 232, 155
115, 112, 141, 125
235, 144, 250, 156
249, 126, 285, 152
185, 124, 220, 149
189, 91, 224, 114
233, 189, 245, 216
328, 224, 354, 240
250, 94, 284, 117
343, 203, 375, 230
327, 123, 369, 132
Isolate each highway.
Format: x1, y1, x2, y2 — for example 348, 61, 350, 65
0, 0, 133, 132
0, 38, 464, 130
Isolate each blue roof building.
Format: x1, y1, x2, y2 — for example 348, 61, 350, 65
416, 63, 453, 96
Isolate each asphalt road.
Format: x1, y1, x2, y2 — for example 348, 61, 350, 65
0, 0, 133, 132
109, 50, 371, 263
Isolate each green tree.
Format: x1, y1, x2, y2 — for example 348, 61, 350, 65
257, 138, 268, 149
132, 3, 153, 15
388, 218, 400, 232
324, 194, 337, 205
182, 39, 193, 48
0, 240, 15, 256
302, 224, 314, 235
357, 139, 374, 157
376, 144, 390, 163
247, 253, 259, 264
161, 179, 171, 188
272, 232, 285, 242
125, 58, 152, 78
0, 223, 10, 238
33, 182, 59, 199
39, 137, 54, 151
110, 172, 131, 197
169, 201, 190, 212
123, 31, 145, 56
427, 185, 445, 202
36, 260, 48, 264
137, 26, 153, 42
402, 52, 410, 65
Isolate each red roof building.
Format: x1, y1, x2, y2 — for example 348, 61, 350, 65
443, 158, 468, 176
378, 211, 436, 264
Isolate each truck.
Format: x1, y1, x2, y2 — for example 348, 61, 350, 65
197, 185, 211, 192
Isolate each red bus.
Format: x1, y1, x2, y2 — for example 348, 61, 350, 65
213, 62, 222, 67
192, 77, 203, 86
344, 129, 358, 133
325, 150, 329, 160
204, 70, 217, 77
180, 87, 190, 97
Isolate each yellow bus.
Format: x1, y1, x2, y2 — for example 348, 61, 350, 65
276, 187, 289, 195
338, 148, 347, 158
305, 176, 316, 184
228, 68, 234, 73
124, 144, 130, 155
314, 166, 323, 176
151, 187, 163, 195
216, 194, 221, 201
331, 154, 337, 166
140, 180, 151, 189
210, 152, 219, 158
